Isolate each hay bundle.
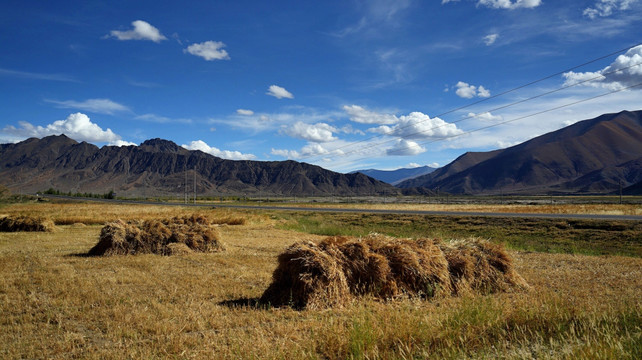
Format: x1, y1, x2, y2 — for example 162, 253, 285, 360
440, 238, 530, 295
88, 215, 224, 256
260, 234, 452, 309
0, 215, 56, 232
259, 240, 351, 309
365, 235, 452, 298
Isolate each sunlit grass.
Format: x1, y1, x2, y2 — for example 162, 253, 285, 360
1, 202, 640, 359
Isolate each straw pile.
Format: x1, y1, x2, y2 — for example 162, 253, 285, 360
0, 215, 56, 232
260, 234, 452, 309
88, 214, 225, 256
261, 234, 528, 309
441, 238, 529, 295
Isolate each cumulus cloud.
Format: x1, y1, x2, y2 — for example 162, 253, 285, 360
483, 33, 499, 45
271, 143, 344, 159
562, 45, 642, 90
343, 105, 398, 124
455, 81, 491, 98
108, 20, 167, 42
386, 139, 426, 156
282, 122, 337, 142
45, 98, 130, 115
184, 41, 230, 61
182, 140, 255, 160
1, 112, 131, 146
477, 0, 542, 9
266, 85, 294, 99
369, 111, 463, 140
584, 0, 639, 19
236, 109, 254, 116
467, 111, 503, 121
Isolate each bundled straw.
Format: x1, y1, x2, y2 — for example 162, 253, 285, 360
0, 215, 56, 232
441, 238, 529, 295
88, 214, 225, 256
261, 234, 528, 309
260, 234, 452, 309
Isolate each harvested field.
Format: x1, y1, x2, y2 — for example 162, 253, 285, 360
261, 234, 526, 309
1, 202, 640, 359
0, 215, 55, 232
88, 214, 225, 256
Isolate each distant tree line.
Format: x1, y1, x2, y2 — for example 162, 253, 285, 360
42, 188, 115, 199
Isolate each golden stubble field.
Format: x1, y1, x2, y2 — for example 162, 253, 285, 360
1, 202, 641, 359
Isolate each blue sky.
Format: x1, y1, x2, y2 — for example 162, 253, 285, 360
1, 0, 641, 173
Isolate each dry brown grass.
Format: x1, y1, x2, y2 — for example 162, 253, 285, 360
0, 215, 56, 232
270, 202, 642, 216
1, 202, 251, 226
89, 214, 225, 256
1, 202, 640, 359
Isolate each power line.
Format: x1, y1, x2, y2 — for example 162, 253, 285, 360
294, 43, 642, 165
331, 60, 642, 161
386, 81, 642, 157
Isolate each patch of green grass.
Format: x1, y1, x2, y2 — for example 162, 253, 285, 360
276, 212, 642, 257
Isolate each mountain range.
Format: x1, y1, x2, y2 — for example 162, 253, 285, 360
351, 166, 437, 185
0, 136, 395, 197
1, 110, 641, 197
397, 110, 642, 195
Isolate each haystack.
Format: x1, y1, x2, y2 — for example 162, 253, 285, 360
0, 215, 56, 232
439, 238, 530, 295
260, 234, 452, 309
88, 215, 225, 256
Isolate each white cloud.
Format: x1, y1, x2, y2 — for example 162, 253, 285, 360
1, 112, 130, 146
386, 139, 426, 156
110, 140, 137, 147
134, 114, 192, 124
282, 122, 337, 142
271, 143, 344, 160
45, 98, 130, 115
562, 45, 642, 90
477, 85, 491, 97
455, 81, 491, 98
584, 0, 639, 19
370, 111, 464, 140
467, 112, 503, 122
108, 20, 167, 42
182, 140, 256, 160
477, 0, 542, 9
236, 109, 254, 116
483, 33, 499, 45
407, 162, 421, 168
343, 105, 398, 124
0, 67, 78, 82
266, 85, 294, 99
184, 41, 230, 61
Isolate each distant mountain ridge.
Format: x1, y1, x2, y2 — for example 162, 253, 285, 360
397, 110, 642, 195
0, 136, 395, 197
352, 166, 436, 185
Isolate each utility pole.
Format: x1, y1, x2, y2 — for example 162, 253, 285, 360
619, 180, 623, 205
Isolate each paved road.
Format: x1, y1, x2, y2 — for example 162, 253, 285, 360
39, 194, 642, 221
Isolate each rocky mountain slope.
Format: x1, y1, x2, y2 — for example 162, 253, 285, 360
397, 110, 642, 195
0, 136, 395, 197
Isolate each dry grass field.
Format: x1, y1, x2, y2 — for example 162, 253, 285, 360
1, 201, 641, 359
